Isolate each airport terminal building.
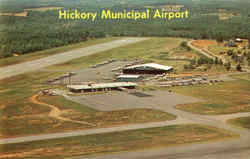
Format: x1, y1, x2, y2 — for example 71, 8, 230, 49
67, 82, 137, 93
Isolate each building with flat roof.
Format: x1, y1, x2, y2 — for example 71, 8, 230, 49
116, 74, 143, 82
67, 82, 137, 93
235, 38, 243, 43
123, 63, 173, 74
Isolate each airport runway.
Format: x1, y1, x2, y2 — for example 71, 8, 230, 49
73, 96, 250, 159
0, 37, 149, 80
76, 142, 250, 159
1, 91, 250, 159
0, 38, 249, 159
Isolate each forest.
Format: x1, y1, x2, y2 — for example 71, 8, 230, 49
0, 0, 250, 58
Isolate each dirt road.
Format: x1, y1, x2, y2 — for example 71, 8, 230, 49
0, 37, 149, 80
1, 90, 250, 158
188, 40, 250, 72
30, 94, 95, 126
187, 40, 221, 61
0, 38, 249, 158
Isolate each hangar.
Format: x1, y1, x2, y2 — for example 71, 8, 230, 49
123, 63, 173, 74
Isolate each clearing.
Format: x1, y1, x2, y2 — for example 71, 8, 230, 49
24, 7, 63, 12
0, 12, 28, 17
192, 40, 217, 50
0, 6, 63, 17
201, 9, 240, 20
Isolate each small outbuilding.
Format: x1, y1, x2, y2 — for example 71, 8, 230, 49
225, 40, 237, 47
116, 75, 143, 82
123, 63, 173, 74
235, 38, 243, 43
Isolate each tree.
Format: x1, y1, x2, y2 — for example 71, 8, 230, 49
248, 37, 250, 49
225, 62, 231, 71
215, 32, 224, 43
219, 59, 223, 65
190, 58, 197, 65
180, 41, 191, 51
215, 57, 219, 64
0, 45, 12, 58
239, 56, 244, 64
231, 53, 237, 61
184, 64, 195, 70
227, 49, 233, 56
236, 64, 242, 71
247, 52, 250, 61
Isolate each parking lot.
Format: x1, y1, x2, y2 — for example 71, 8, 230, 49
49, 60, 142, 84
66, 90, 202, 111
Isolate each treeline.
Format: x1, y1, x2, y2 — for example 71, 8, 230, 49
184, 56, 223, 70
226, 49, 250, 66
184, 50, 250, 71
0, 29, 105, 58
0, 0, 250, 58
0, 13, 106, 58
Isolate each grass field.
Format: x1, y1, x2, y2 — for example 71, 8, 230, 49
0, 37, 236, 138
174, 76, 250, 115
49, 37, 190, 72
48, 37, 230, 74
38, 95, 176, 128
170, 46, 201, 59
231, 73, 250, 81
0, 37, 119, 67
0, 124, 236, 159
207, 41, 250, 67
0, 70, 175, 138
0, 37, 192, 138
192, 39, 250, 68
228, 117, 250, 129
183, 64, 230, 75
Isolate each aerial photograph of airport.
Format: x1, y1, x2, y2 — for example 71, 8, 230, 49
0, 0, 250, 158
